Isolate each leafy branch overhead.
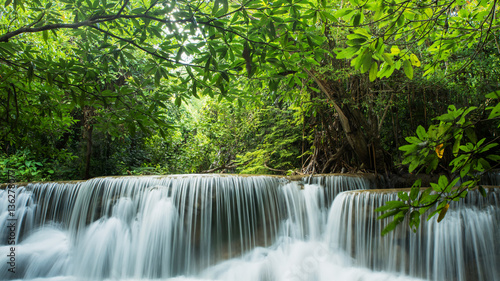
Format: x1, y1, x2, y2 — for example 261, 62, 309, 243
377, 91, 500, 235
335, 0, 500, 81
3, 0, 497, 96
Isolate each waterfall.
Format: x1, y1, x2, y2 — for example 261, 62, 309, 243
326, 189, 500, 281
0, 174, 497, 281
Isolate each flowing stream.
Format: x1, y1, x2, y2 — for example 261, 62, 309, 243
0, 174, 498, 281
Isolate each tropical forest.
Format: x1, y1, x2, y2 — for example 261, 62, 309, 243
0, 0, 499, 280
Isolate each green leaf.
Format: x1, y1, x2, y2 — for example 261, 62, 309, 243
447, 178, 460, 192
453, 135, 462, 157
336, 46, 361, 59
128, 122, 136, 137
478, 186, 487, 197
478, 158, 491, 170
485, 90, 500, 99
347, 38, 367, 46
369, 62, 378, 82
349, 0, 360, 6
409, 210, 421, 232
416, 125, 427, 140
465, 127, 477, 144
155, 70, 161, 87
398, 191, 409, 201
352, 13, 362, 27
405, 136, 421, 144
377, 209, 400, 220
409, 180, 421, 201
221, 0, 228, 14
419, 187, 435, 204
399, 144, 418, 153
374, 200, 407, 212
438, 175, 448, 190
382, 53, 394, 65
488, 102, 500, 119
323, 11, 337, 22
27, 62, 34, 83
381, 211, 406, 236
430, 182, 441, 192
43, 30, 49, 43
212, 0, 220, 15
359, 49, 372, 73
487, 154, 500, 162
403, 59, 413, 79
336, 8, 353, 18
409, 160, 419, 173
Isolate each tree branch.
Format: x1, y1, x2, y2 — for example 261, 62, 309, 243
0, 11, 190, 43
263, 163, 287, 173
201, 162, 240, 173
89, 25, 201, 69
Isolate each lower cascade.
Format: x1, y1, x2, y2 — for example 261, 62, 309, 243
0, 174, 498, 281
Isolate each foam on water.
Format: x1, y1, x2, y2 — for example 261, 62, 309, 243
0, 175, 498, 281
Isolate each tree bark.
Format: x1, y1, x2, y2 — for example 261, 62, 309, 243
84, 125, 93, 179
304, 68, 389, 171
83, 106, 94, 179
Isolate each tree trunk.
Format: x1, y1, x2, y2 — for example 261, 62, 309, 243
84, 125, 93, 179
305, 69, 389, 171
83, 106, 94, 179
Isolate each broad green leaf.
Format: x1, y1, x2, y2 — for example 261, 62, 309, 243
409, 54, 421, 67
43, 30, 49, 43
488, 102, 500, 119
398, 191, 409, 201
403, 59, 413, 79
453, 135, 462, 156
382, 53, 394, 65
336, 46, 361, 59
409, 210, 420, 232
374, 200, 407, 212
399, 144, 418, 152
377, 209, 400, 220
416, 125, 427, 140
381, 211, 406, 236
409, 161, 419, 173
438, 175, 449, 190
352, 13, 364, 27
465, 127, 477, 144
485, 91, 500, 99
359, 49, 372, 73
369, 62, 378, 81
155, 70, 161, 86
478, 186, 487, 197
409, 179, 421, 201
431, 182, 442, 192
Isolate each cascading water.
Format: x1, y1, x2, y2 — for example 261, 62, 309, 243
0, 174, 497, 281
326, 189, 500, 281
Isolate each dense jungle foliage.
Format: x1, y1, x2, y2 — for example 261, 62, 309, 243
0, 0, 499, 228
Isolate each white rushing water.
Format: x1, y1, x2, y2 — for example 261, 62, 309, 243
0, 174, 498, 281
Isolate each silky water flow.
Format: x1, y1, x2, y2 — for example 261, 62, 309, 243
0, 174, 498, 281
